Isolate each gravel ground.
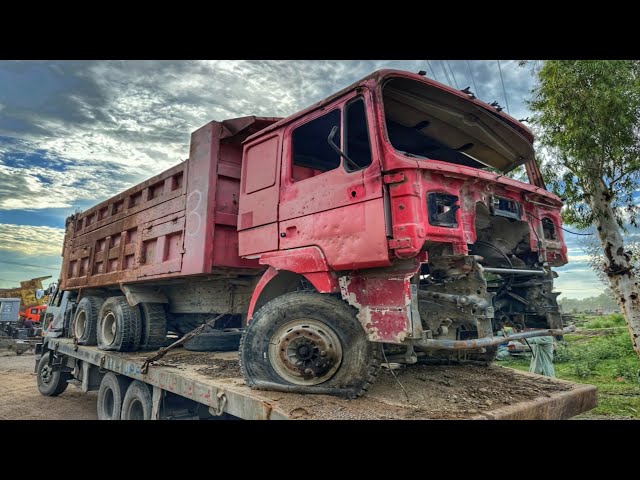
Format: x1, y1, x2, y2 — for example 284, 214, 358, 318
0, 351, 97, 420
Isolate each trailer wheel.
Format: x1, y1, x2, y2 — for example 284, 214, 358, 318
139, 303, 167, 350
97, 372, 131, 420
36, 352, 71, 396
97, 297, 142, 352
184, 329, 242, 352
121, 381, 153, 420
240, 292, 380, 398
73, 296, 104, 346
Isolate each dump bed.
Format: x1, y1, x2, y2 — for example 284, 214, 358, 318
48, 338, 597, 420
61, 117, 279, 290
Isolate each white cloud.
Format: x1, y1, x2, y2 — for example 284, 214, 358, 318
0, 60, 538, 214
0, 223, 65, 256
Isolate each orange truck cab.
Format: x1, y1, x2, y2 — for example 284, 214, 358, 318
20, 305, 47, 323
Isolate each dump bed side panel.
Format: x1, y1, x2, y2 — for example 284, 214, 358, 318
60, 117, 277, 290
61, 162, 189, 288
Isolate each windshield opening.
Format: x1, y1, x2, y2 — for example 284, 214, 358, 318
381, 77, 535, 175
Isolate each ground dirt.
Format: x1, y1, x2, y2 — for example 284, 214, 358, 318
268, 362, 574, 420
0, 351, 97, 420
154, 351, 242, 378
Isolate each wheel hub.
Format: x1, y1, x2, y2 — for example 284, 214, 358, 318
75, 311, 87, 338
102, 312, 117, 345
268, 319, 343, 386
41, 364, 52, 384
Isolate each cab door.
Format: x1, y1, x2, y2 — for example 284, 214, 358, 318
278, 91, 390, 270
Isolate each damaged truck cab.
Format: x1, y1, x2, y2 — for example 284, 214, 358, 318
239, 69, 570, 394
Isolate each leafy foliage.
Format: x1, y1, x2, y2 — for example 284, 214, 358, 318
528, 61, 640, 228
586, 313, 626, 329
555, 330, 636, 377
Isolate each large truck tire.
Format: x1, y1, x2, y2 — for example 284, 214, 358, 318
97, 297, 141, 352
184, 328, 242, 352
239, 292, 380, 399
139, 303, 167, 350
73, 296, 104, 346
121, 381, 153, 420
36, 352, 71, 396
97, 372, 130, 420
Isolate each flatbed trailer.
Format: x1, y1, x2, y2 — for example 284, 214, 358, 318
42, 338, 597, 420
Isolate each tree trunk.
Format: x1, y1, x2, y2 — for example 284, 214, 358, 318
590, 181, 640, 357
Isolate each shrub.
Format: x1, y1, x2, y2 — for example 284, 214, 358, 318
614, 359, 640, 383
554, 342, 573, 363
608, 313, 626, 326
588, 319, 603, 329
566, 331, 635, 377
573, 354, 598, 377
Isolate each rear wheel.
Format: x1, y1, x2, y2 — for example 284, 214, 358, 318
240, 292, 380, 398
139, 303, 167, 350
36, 352, 71, 396
73, 296, 104, 345
97, 297, 141, 352
97, 372, 130, 420
121, 381, 153, 420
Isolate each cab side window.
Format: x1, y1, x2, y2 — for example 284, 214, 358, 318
344, 97, 373, 172
292, 109, 341, 182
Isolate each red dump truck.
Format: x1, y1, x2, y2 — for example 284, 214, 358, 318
35, 69, 592, 420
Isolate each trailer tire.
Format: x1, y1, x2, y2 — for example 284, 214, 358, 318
73, 296, 104, 346
184, 329, 242, 352
97, 297, 142, 352
121, 381, 153, 420
139, 303, 167, 350
36, 352, 71, 396
240, 291, 380, 399
97, 372, 130, 420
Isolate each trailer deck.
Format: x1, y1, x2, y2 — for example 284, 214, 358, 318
48, 338, 597, 420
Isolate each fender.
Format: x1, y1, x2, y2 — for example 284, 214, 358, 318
247, 246, 340, 320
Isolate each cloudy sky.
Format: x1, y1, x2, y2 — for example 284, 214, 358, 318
0, 60, 605, 298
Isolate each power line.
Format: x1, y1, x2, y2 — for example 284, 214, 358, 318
0, 260, 59, 271
466, 60, 480, 98
426, 60, 439, 82
446, 60, 460, 89
497, 60, 511, 115
440, 61, 453, 86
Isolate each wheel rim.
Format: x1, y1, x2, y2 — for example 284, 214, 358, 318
268, 318, 343, 386
40, 364, 53, 384
74, 311, 87, 338
102, 312, 117, 346
128, 399, 145, 420
104, 388, 115, 417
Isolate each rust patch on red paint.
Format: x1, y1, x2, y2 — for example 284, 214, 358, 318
340, 270, 416, 344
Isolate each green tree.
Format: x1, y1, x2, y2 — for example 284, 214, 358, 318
527, 60, 640, 356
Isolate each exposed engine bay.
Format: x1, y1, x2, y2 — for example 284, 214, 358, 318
416, 200, 564, 360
